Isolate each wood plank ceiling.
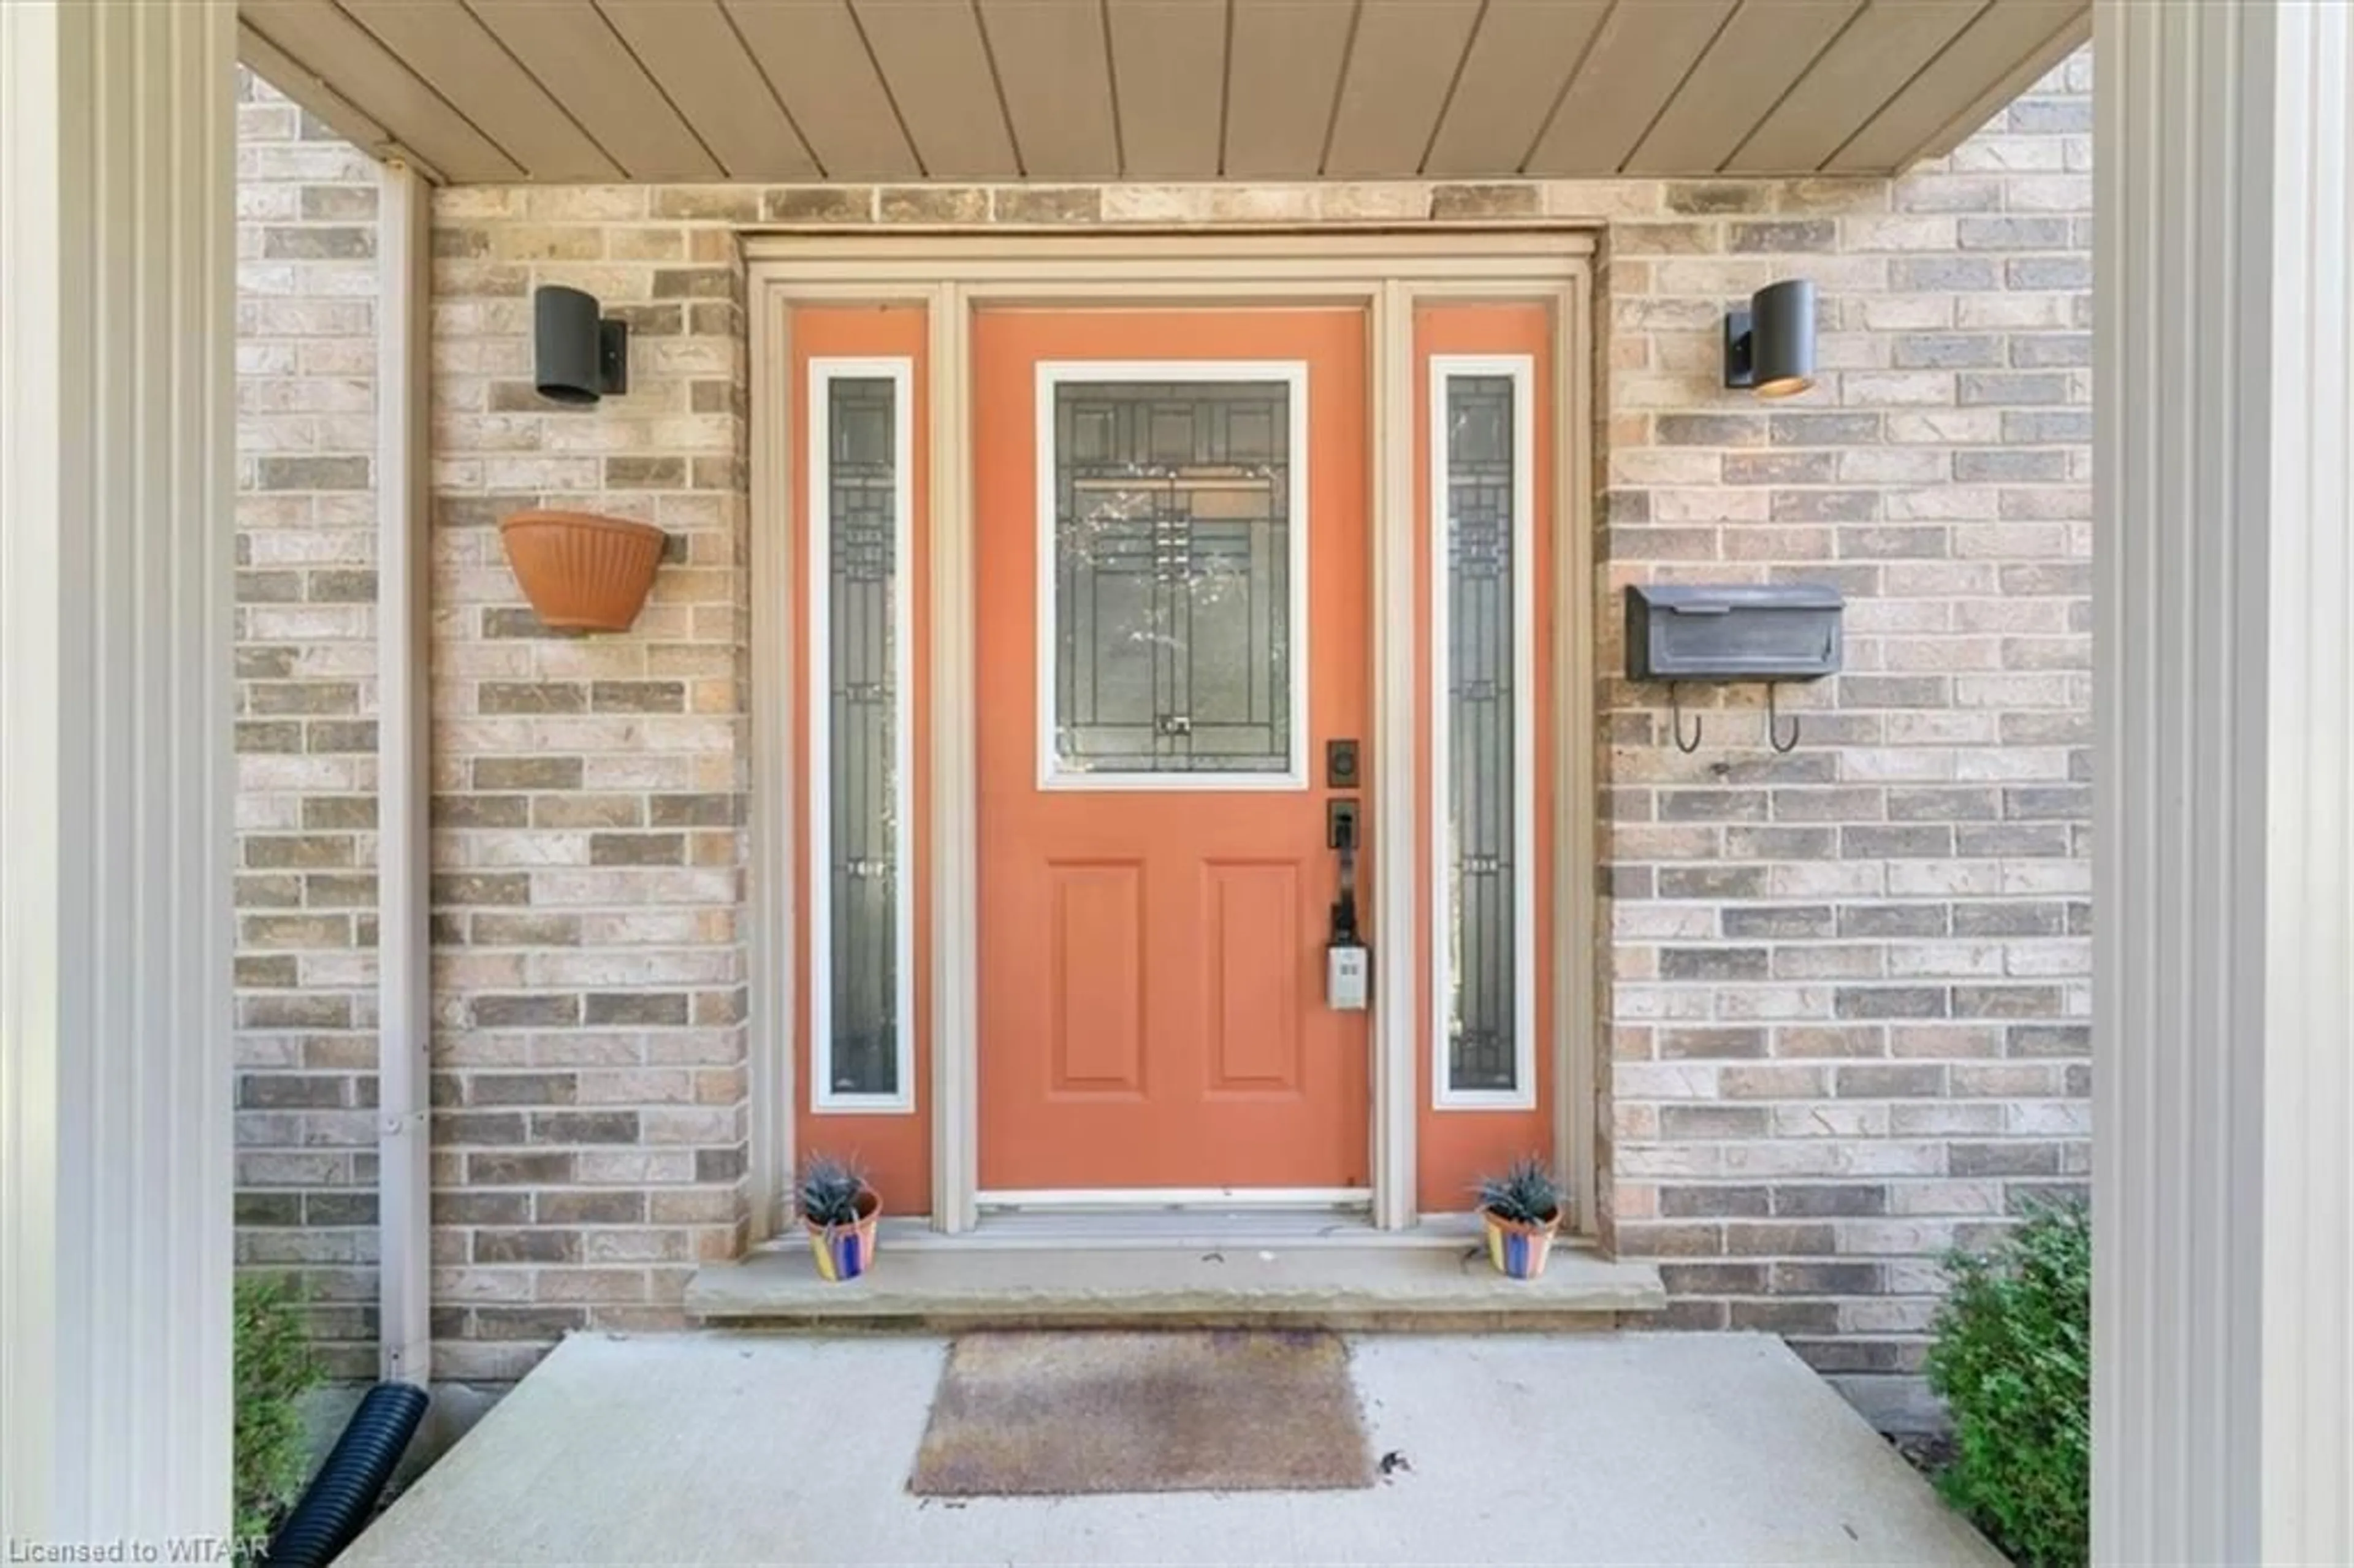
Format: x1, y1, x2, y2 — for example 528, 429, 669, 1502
241, 0, 2090, 185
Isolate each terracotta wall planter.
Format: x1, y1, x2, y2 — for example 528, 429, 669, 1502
498, 509, 666, 633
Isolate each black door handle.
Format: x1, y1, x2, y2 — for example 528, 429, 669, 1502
1327, 799, 1361, 944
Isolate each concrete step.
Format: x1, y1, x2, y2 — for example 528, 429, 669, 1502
685, 1222, 1665, 1331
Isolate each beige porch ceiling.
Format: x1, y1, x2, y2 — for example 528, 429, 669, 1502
239, 0, 2088, 186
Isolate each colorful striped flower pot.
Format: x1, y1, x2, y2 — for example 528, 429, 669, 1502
804, 1189, 882, 1282
1481, 1207, 1561, 1281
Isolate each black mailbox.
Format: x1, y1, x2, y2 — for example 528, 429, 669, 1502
1624, 583, 1844, 682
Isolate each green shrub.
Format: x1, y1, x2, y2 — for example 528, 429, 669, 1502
234, 1274, 320, 1540
1926, 1200, 2090, 1567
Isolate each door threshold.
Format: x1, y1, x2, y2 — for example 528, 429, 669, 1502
977, 1186, 1372, 1213
878, 1209, 1507, 1252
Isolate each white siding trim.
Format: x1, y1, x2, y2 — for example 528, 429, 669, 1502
2253, 18, 2354, 1559
806, 357, 918, 1115
1428, 355, 1539, 1112
375, 158, 433, 1388
1, 0, 236, 1534
1032, 359, 1312, 792
2097, 1, 2354, 1559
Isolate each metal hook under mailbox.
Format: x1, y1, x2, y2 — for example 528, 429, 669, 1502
1669, 682, 1705, 754
1767, 683, 1803, 753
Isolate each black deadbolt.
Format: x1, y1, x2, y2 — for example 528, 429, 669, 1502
1325, 738, 1360, 788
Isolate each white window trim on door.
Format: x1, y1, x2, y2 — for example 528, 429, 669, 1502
1429, 355, 1539, 1110
807, 356, 918, 1114
1033, 359, 1312, 792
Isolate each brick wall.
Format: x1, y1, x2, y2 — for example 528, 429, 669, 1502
424, 188, 753, 1383
1594, 54, 2093, 1428
233, 69, 383, 1379
239, 48, 2091, 1414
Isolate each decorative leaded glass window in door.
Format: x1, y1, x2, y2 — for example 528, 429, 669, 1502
812, 363, 912, 1108
1042, 366, 1308, 786
1434, 360, 1535, 1105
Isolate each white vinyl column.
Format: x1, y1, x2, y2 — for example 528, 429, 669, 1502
2096, 1, 2354, 1561
1, 0, 238, 1545
377, 159, 434, 1389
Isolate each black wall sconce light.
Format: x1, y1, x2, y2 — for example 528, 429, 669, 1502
1723, 278, 1816, 398
534, 284, 628, 406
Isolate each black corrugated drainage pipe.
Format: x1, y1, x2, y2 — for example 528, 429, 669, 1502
263, 1381, 429, 1567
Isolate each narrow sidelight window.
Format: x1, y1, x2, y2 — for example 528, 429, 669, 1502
1433, 359, 1536, 1107
810, 360, 913, 1110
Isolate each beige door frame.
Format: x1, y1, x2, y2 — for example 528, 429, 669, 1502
746, 231, 1597, 1237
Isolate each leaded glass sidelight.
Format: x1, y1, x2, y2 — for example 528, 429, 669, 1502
1046, 371, 1303, 782
813, 367, 910, 1105
1437, 367, 1531, 1100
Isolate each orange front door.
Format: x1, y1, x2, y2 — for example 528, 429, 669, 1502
974, 309, 1371, 1193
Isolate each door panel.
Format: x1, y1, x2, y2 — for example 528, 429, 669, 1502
976, 308, 1370, 1193
1414, 301, 1557, 1213
1048, 861, 1146, 1092
1205, 861, 1303, 1092
790, 303, 931, 1208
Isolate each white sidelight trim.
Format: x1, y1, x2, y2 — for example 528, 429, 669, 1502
375, 158, 433, 1388
747, 289, 799, 1236
1427, 356, 1538, 1111
1550, 284, 1599, 1229
929, 284, 980, 1230
1032, 359, 1312, 792
1370, 281, 1419, 1228
806, 357, 918, 1114
2097, 1, 2354, 1561
1, 0, 237, 1537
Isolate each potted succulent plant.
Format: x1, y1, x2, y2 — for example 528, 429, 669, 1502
799, 1154, 881, 1282
1476, 1156, 1564, 1281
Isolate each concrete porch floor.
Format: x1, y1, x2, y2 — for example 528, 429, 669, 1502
343, 1331, 2000, 1566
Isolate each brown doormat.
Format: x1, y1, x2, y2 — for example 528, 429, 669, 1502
908, 1330, 1374, 1496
